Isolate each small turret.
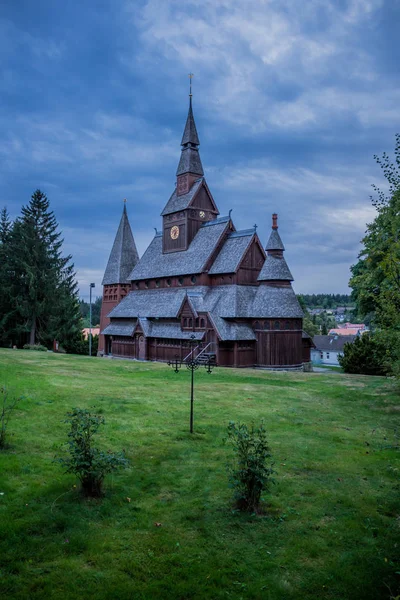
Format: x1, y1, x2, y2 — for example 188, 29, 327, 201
258, 214, 293, 284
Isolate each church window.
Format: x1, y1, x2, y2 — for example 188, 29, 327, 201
274, 321, 280, 330
263, 321, 270, 330
285, 321, 290, 329
155, 279, 160, 288
166, 278, 172, 287
195, 318, 199, 328
254, 321, 260, 330
188, 318, 193, 328
200, 318, 205, 328
191, 276, 197, 284
178, 277, 184, 286
144, 281, 149, 288
183, 318, 188, 328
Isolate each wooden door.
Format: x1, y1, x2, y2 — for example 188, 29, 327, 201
138, 335, 146, 360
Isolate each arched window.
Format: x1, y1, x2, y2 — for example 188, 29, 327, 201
264, 321, 270, 330
200, 318, 205, 328
188, 318, 193, 328
183, 318, 188, 328
166, 278, 172, 287
274, 321, 280, 330
254, 321, 260, 330
155, 279, 160, 288
191, 275, 197, 284
195, 318, 199, 328
178, 277, 184, 286
285, 320, 290, 329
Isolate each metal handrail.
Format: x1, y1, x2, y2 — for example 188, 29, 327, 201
183, 341, 215, 363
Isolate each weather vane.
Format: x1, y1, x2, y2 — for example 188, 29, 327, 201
123, 198, 127, 204
189, 73, 194, 97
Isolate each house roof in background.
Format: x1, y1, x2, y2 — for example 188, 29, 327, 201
313, 335, 356, 351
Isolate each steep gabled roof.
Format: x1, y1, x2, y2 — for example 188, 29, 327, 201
128, 218, 230, 280
208, 231, 255, 275
257, 255, 293, 281
161, 177, 203, 216
102, 204, 139, 285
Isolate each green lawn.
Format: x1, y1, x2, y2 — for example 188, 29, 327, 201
0, 348, 399, 600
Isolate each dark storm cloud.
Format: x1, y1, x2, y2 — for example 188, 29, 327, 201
0, 0, 398, 297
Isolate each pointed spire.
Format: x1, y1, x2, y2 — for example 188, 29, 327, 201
102, 201, 139, 285
181, 97, 200, 146
176, 77, 203, 178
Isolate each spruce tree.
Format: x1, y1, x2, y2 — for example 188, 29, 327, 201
9, 190, 82, 347
0, 208, 13, 345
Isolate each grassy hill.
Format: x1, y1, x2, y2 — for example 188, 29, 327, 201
0, 349, 399, 599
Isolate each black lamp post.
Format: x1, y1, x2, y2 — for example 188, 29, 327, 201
89, 282, 95, 356
168, 334, 216, 433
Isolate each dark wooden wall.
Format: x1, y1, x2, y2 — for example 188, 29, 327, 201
255, 330, 303, 367
99, 284, 130, 352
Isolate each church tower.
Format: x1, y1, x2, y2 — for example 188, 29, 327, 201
161, 84, 219, 254
98, 201, 139, 353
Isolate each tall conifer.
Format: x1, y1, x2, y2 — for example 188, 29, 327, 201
0, 208, 13, 345
9, 190, 81, 346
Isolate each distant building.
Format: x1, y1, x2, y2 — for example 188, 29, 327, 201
312, 335, 356, 366
82, 327, 100, 339
329, 323, 366, 336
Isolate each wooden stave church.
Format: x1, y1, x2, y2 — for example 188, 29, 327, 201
99, 96, 311, 369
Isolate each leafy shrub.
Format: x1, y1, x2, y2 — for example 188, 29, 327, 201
0, 386, 22, 449
62, 334, 99, 356
226, 421, 275, 513
56, 408, 128, 497
22, 344, 47, 351
338, 333, 394, 376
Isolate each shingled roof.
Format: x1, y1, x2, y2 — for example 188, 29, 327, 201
266, 229, 285, 251
208, 230, 256, 275
102, 204, 139, 285
128, 218, 230, 280
109, 285, 303, 321
102, 319, 136, 336
161, 177, 203, 216
257, 255, 293, 281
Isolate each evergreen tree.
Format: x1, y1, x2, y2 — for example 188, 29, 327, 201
0, 208, 13, 345
8, 190, 82, 347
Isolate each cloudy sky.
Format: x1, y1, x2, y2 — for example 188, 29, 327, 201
1, 0, 399, 299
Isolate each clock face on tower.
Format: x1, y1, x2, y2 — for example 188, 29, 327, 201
199, 210, 205, 218
170, 225, 180, 240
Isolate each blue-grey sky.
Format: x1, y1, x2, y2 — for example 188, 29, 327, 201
1, 0, 399, 299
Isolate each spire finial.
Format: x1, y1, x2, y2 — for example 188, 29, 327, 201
189, 73, 194, 98
123, 198, 127, 204
272, 213, 278, 230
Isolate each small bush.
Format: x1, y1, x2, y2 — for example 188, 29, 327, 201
338, 333, 390, 376
226, 420, 275, 513
23, 344, 47, 351
56, 408, 128, 497
0, 386, 22, 449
